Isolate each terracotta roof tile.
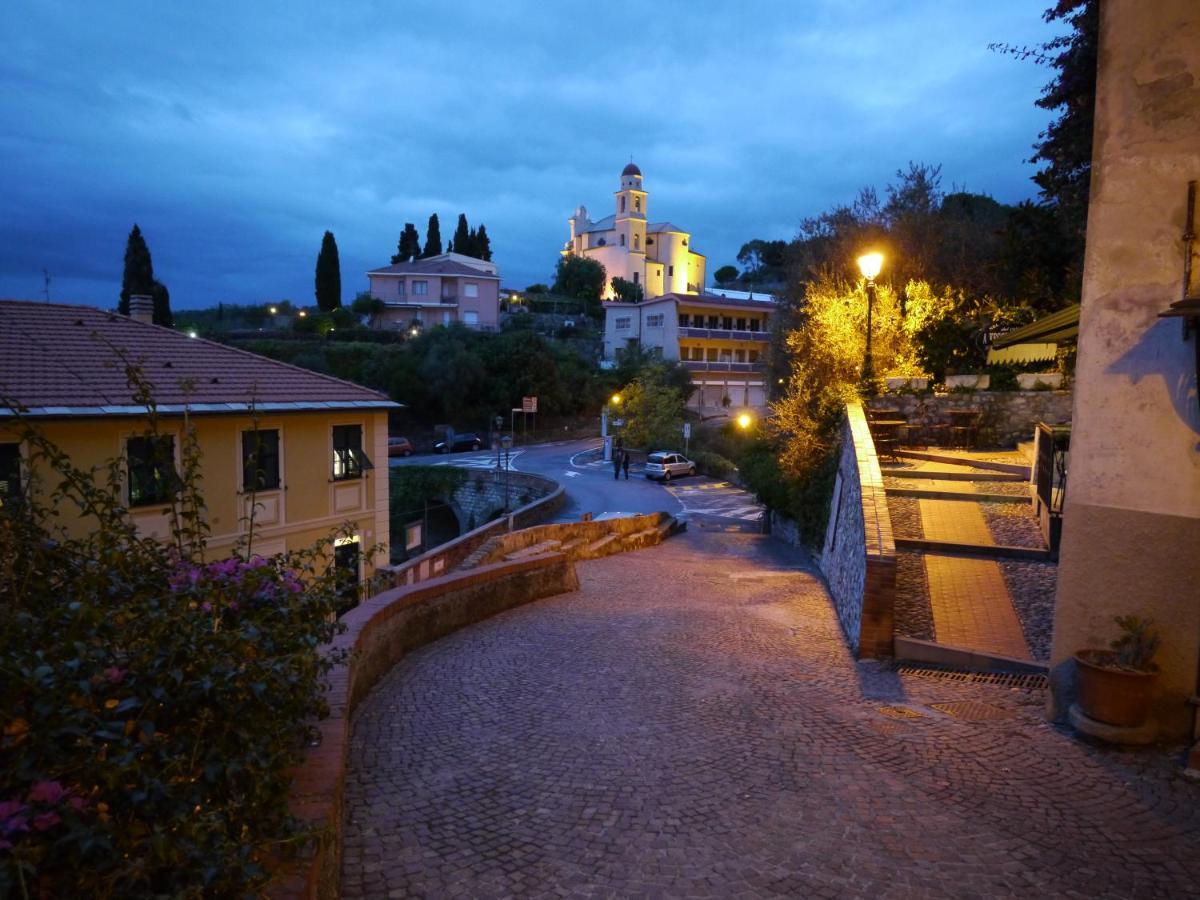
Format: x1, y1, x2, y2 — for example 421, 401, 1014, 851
0, 300, 396, 414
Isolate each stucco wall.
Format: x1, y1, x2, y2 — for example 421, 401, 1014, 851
1048, 0, 1200, 737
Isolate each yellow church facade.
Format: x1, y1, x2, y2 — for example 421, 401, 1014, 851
563, 163, 706, 299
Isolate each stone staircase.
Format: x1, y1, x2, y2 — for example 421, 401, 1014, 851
455, 513, 683, 572
883, 448, 1054, 670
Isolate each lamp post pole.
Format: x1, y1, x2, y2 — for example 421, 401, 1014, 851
856, 252, 884, 387
863, 276, 876, 382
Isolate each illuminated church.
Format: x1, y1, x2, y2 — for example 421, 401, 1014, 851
563, 163, 706, 299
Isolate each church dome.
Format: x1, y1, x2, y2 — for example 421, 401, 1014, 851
621, 162, 642, 177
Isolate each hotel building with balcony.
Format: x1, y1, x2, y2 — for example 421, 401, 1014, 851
602, 292, 773, 412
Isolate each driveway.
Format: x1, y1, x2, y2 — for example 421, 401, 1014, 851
342, 530, 1200, 898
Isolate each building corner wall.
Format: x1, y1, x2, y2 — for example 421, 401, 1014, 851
1047, 0, 1200, 738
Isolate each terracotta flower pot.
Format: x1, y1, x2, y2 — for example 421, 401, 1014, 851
1074, 649, 1158, 727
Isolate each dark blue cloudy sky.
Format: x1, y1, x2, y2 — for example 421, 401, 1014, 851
1, 1, 1063, 310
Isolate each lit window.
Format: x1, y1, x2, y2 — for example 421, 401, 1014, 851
412, 281, 428, 296
332, 425, 372, 481
464, 283, 478, 298
242, 428, 281, 492
615, 317, 631, 331
127, 435, 178, 507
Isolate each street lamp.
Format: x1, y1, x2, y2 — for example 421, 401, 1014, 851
857, 252, 884, 383
601, 393, 623, 461
736, 412, 754, 431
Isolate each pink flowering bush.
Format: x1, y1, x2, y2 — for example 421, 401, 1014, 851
0, 392, 350, 897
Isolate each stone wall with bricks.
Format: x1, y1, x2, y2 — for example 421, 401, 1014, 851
867, 391, 1073, 447
450, 469, 558, 532
818, 402, 895, 659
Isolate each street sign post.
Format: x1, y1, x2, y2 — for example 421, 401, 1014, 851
683, 422, 691, 455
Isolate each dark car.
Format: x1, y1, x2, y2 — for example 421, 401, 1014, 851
434, 432, 483, 453
387, 436, 414, 458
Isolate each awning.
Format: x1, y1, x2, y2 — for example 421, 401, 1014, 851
986, 342, 1060, 365
990, 304, 1081, 349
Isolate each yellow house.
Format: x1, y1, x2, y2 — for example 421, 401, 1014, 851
0, 298, 399, 593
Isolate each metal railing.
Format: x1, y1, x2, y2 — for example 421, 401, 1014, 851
1035, 422, 1070, 516
678, 326, 769, 342
682, 361, 765, 373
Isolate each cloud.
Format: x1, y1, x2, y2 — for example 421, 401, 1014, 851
0, 0, 1065, 307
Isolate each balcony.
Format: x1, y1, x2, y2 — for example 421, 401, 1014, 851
678, 326, 769, 342
683, 361, 766, 374
440, 294, 457, 304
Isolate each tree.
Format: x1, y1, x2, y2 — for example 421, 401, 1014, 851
475, 224, 492, 261
350, 292, 386, 327
553, 255, 606, 314
151, 280, 173, 328
422, 214, 442, 258
714, 265, 738, 286
610, 276, 643, 303
314, 230, 341, 311
619, 364, 688, 450
392, 223, 421, 263
452, 214, 471, 256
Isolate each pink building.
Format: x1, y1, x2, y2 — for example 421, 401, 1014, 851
366, 254, 500, 331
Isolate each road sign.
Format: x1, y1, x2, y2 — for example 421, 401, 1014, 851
522, 396, 538, 413
613, 418, 625, 428
682, 423, 691, 439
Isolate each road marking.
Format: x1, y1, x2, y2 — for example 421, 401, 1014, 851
564, 471, 580, 478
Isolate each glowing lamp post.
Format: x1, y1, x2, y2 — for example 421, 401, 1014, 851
736, 412, 753, 431
602, 393, 622, 461
857, 252, 884, 383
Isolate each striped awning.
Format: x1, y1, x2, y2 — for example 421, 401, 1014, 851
990, 304, 1081, 349
986, 342, 1060, 365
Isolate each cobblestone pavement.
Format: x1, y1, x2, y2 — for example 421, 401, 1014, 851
342, 530, 1200, 899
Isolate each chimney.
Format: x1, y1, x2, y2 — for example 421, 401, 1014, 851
128, 294, 154, 324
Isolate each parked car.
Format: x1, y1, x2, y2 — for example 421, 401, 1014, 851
434, 432, 483, 453
644, 451, 696, 482
387, 436, 414, 458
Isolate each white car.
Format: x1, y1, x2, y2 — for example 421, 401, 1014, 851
644, 451, 696, 482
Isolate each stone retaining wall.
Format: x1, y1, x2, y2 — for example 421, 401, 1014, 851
271, 553, 580, 899
380, 471, 565, 589
818, 402, 895, 658
470, 511, 677, 566
451, 470, 559, 531
867, 391, 1073, 447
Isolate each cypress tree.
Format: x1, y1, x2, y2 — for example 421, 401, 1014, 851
119, 224, 155, 315
452, 214, 471, 256
151, 280, 173, 327
315, 230, 342, 311
421, 214, 442, 258
393, 223, 422, 263
476, 224, 492, 261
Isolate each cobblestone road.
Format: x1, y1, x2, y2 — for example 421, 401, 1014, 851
343, 530, 1200, 898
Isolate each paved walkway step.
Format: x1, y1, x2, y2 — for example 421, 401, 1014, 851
922, 551, 1031, 660
896, 537, 1051, 561
894, 449, 1031, 478
885, 486, 1028, 503
893, 636, 1047, 675
881, 467, 1026, 483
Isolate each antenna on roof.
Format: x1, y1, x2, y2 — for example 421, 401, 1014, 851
42, 268, 51, 302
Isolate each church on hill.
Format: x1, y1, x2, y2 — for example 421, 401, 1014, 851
563, 163, 706, 300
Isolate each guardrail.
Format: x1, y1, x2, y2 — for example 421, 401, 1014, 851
682, 361, 766, 373
678, 326, 769, 342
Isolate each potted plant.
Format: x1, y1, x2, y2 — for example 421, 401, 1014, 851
1017, 372, 1064, 390
944, 371, 991, 390
1074, 616, 1161, 727
885, 375, 930, 392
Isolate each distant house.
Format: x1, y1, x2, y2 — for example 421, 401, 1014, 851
366, 253, 501, 331
0, 297, 400, 596
602, 291, 774, 412
564, 163, 707, 300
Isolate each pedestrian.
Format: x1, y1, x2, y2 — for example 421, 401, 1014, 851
622, 449, 630, 480
613, 446, 622, 480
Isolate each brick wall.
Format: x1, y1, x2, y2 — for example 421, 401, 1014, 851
817, 402, 896, 658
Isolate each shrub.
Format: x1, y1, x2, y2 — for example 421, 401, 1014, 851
689, 450, 736, 479
1, 395, 347, 896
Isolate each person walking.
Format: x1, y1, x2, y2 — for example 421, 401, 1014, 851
622, 449, 631, 480
613, 446, 622, 480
